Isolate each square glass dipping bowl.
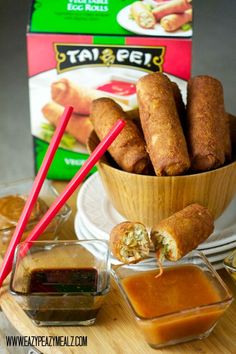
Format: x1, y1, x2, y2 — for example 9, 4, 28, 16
223, 249, 236, 282
0, 178, 71, 256
112, 251, 233, 349
10, 240, 110, 326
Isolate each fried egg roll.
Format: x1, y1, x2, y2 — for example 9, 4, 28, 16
110, 222, 150, 263
152, 0, 192, 21
90, 98, 150, 174
131, 1, 156, 29
171, 81, 186, 125
137, 72, 190, 176
151, 204, 214, 261
42, 102, 93, 145
125, 108, 144, 136
160, 9, 192, 32
186, 76, 227, 171
125, 107, 139, 122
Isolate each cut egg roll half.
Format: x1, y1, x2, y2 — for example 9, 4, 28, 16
110, 222, 150, 264
151, 204, 214, 262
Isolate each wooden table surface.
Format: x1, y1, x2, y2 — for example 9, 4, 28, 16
1, 181, 236, 354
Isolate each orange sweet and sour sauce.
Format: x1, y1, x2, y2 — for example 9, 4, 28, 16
122, 265, 225, 346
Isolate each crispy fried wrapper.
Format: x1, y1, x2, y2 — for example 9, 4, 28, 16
151, 204, 214, 262
90, 98, 150, 174
110, 222, 150, 264
171, 81, 186, 126
137, 72, 190, 176
186, 75, 229, 170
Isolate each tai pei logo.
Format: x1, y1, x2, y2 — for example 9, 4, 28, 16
55, 44, 165, 73
99, 48, 163, 68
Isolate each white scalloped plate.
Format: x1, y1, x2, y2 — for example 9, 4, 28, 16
76, 172, 236, 250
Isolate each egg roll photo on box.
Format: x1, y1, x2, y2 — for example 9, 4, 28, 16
51, 78, 104, 116
152, 0, 192, 21
160, 9, 192, 32
42, 102, 93, 145
130, 1, 156, 29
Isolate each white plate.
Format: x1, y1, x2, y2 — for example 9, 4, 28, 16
202, 240, 236, 255
74, 212, 121, 265
76, 173, 123, 239
117, 5, 192, 37
76, 172, 236, 251
77, 209, 236, 256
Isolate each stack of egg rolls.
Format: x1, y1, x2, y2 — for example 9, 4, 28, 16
89, 72, 232, 176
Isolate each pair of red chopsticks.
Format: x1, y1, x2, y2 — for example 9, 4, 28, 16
0, 107, 125, 286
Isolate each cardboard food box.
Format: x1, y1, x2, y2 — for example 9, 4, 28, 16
27, 0, 193, 180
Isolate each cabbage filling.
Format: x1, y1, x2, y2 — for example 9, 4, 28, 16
140, 13, 155, 29
152, 232, 171, 261
120, 224, 149, 263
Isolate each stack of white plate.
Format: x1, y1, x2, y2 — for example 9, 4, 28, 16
74, 173, 236, 270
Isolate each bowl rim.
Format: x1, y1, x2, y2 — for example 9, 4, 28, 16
98, 158, 236, 180
87, 130, 236, 179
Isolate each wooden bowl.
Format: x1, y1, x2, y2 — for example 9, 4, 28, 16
88, 131, 236, 227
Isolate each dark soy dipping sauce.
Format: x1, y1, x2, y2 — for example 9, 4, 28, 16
29, 268, 98, 293
25, 268, 101, 323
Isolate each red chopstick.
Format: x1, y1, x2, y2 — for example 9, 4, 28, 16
0, 107, 73, 286
0, 119, 125, 286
